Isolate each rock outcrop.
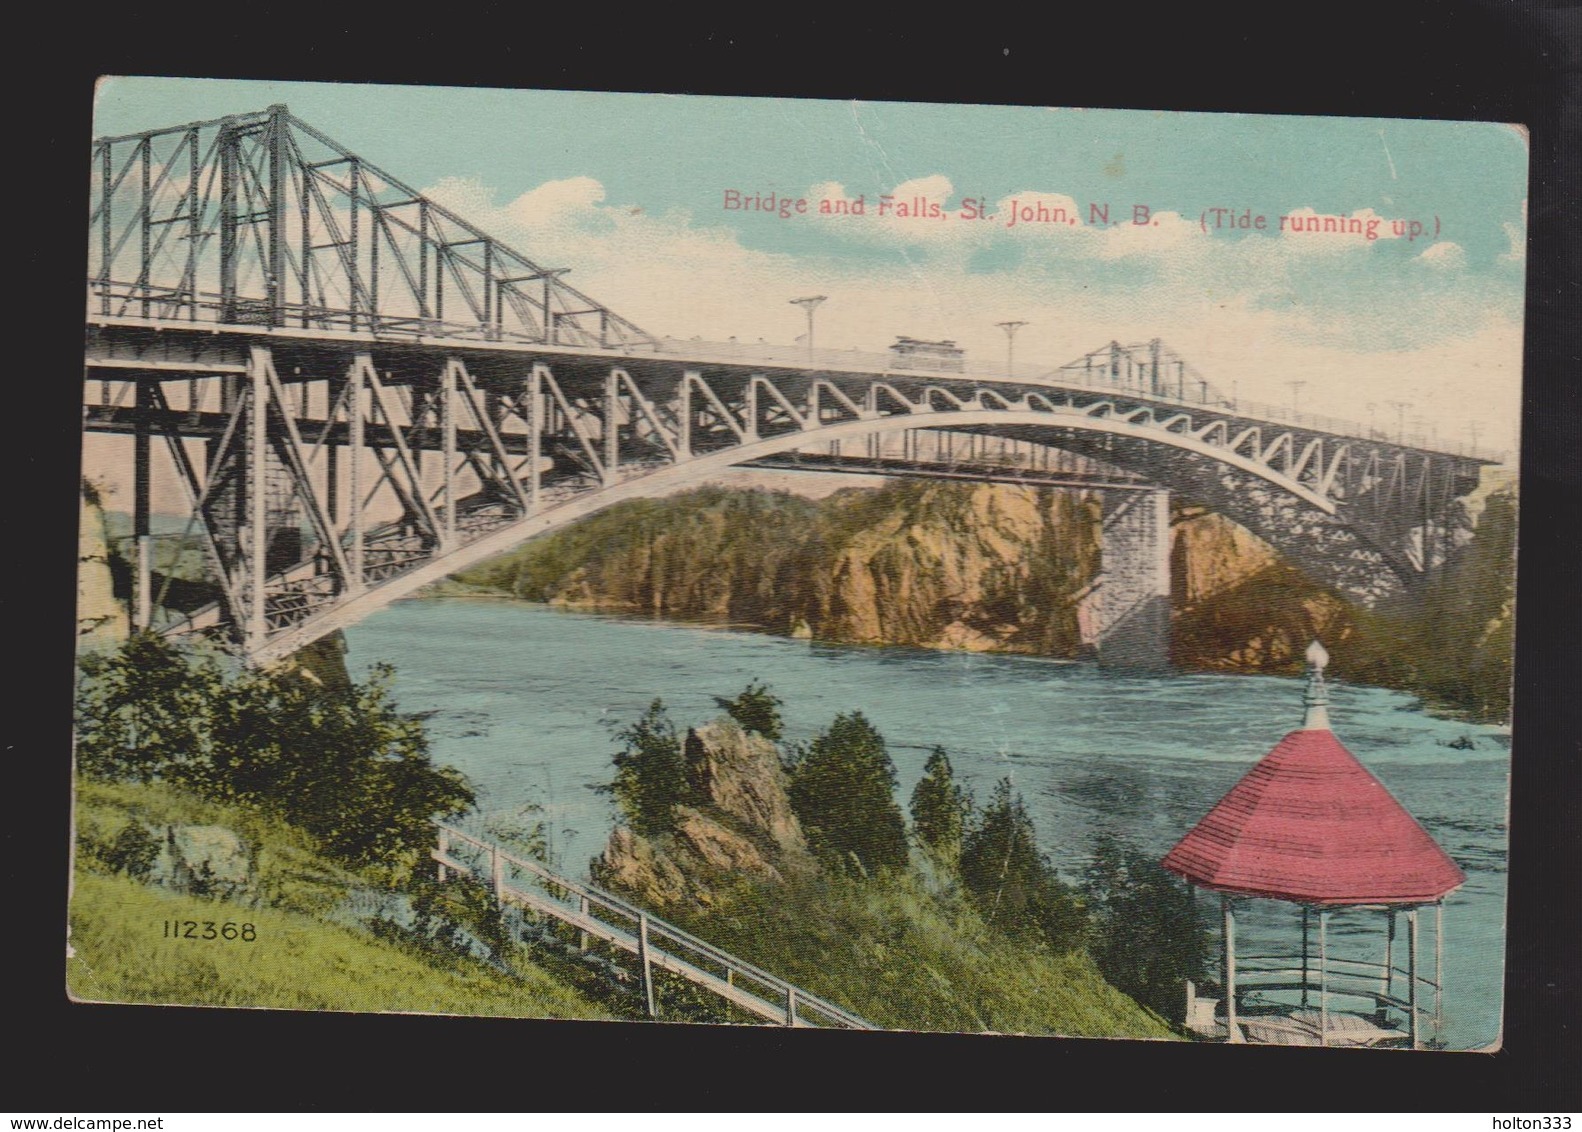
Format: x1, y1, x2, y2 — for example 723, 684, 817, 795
77, 480, 128, 647
683, 719, 804, 855
150, 824, 254, 900
593, 718, 812, 909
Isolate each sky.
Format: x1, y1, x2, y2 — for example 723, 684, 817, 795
91, 76, 1529, 459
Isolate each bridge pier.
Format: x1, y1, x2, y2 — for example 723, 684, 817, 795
133, 380, 152, 631
1087, 487, 1173, 670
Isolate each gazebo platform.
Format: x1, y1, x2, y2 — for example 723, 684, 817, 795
1188, 1005, 1410, 1047
1241, 1009, 1409, 1048
1184, 952, 1438, 1048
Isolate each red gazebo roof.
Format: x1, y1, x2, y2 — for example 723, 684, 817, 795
1161, 727, 1466, 906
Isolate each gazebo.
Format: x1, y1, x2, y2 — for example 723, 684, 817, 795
1162, 640, 1466, 1048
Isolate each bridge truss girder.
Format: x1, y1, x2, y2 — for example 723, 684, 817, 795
89, 105, 656, 351
83, 329, 1490, 663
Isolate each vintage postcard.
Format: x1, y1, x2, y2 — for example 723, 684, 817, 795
74, 77, 1524, 1050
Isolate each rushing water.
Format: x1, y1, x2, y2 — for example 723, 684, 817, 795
344, 597, 1510, 1049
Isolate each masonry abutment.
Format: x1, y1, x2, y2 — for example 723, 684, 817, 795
1091, 487, 1172, 670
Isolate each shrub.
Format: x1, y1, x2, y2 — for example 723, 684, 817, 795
1081, 832, 1211, 1024
960, 778, 1087, 952
909, 746, 972, 864
608, 699, 690, 836
787, 711, 909, 877
713, 680, 784, 740
74, 631, 222, 784
74, 636, 474, 879
105, 822, 160, 879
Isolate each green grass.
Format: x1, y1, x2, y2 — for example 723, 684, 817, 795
659, 868, 1178, 1039
70, 779, 611, 1021
68, 871, 609, 1019
75, 778, 356, 917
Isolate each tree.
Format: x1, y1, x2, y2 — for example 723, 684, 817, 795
75, 636, 474, 879
713, 679, 784, 740
1082, 832, 1212, 1024
960, 778, 1087, 952
609, 699, 690, 836
74, 630, 224, 783
787, 711, 909, 877
909, 746, 971, 864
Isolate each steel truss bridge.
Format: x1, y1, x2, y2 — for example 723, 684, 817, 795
84, 106, 1501, 667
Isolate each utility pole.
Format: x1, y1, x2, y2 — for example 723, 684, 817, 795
1287, 380, 1307, 418
1386, 400, 1411, 444
790, 295, 827, 363
995, 320, 1027, 376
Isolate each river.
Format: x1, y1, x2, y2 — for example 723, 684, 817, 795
343, 596, 1510, 1049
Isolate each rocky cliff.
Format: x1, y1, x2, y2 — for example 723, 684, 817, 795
78, 480, 129, 647
459, 480, 1099, 657
592, 717, 814, 909
458, 477, 1517, 721
1169, 506, 1357, 672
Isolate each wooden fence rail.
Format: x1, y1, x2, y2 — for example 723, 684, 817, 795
432, 823, 876, 1030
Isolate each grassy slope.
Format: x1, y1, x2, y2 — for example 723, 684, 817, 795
68, 871, 606, 1018
70, 780, 610, 1021
657, 869, 1176, 1039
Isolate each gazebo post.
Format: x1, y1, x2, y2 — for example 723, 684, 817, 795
1383, 908, 1396, 1005
1407, 906, 1420, 1050
1318, 908, 1330, 1045
1435, 901, 1445, 1037
1222, 895, 1240, 1042
1300, 905, 1310, 1008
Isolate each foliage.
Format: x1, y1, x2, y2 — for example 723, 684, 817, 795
1082, 832, 1212, 1024
74, 631, 222, 783
386, 873, 513, 963
453, 486, 825, 633
713, 679, 784, 740
909, 746, 972, 864
786, 711, 909, 877
959, 778, 1088, 953
1397, 485, 1517, 721
104, 822, 160, 879
74, 634, 474, 879
607, 699, 690, 836
483, 802, 555, 868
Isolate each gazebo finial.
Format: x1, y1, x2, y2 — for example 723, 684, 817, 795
1302, 639, 1331, 731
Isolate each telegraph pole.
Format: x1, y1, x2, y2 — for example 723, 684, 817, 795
1287, 380, 1307, 418
790, 296, 827, 362
995, 320, 1027, 377
1386, 400, 1411, 444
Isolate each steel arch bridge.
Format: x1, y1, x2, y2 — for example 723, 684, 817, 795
84, 106, 1500, 668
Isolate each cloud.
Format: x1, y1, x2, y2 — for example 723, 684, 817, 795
411, 170, 1524, 455
1091, 208, 1200, 258
1417, 241, 1467, 270
1500, 200, 1526, 263
506, 175, 606, 227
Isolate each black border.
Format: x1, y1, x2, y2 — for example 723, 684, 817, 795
13, 1, 1579, 1111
